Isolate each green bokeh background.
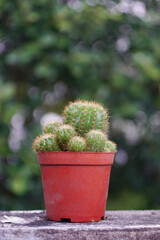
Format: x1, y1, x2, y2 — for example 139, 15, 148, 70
0, 0, 160, 210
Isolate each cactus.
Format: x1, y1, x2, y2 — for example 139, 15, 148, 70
68, 136, 86, 152
63, 100, 109, 136
32, 136, 42, 152
32, 100, 117, 153
33, 134, 60, 152
43, 121, 62, 134
56, 124, 76, 151
104, 140, 117, 153
86, 130, 106, 152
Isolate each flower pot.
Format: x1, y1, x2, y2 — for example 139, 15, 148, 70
38, 152, 115, 223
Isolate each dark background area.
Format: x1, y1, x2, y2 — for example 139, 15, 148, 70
0, 0, 160, 210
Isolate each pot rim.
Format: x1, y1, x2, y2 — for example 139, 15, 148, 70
38, 152, 115, 165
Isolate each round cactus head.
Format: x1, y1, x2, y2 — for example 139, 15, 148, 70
56, 124, 76, 151
43, 121, 62, 134
104, 140, 117, 153
32, 136, 42, 152
86, 130, 106, 152
63, 100, 109, 136
68, 136, 86, 152
32, 134, 60, 152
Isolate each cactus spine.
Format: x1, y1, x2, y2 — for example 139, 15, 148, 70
68, 136, 86, 152
86, 130, 106, 152
33, 134, 60, 152
43, 122, 62, 134
104, 140, 117, 153
56, 124, 76, 151
63, 100, 109, 137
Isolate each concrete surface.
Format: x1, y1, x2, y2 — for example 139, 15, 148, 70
0, 210, 160, 240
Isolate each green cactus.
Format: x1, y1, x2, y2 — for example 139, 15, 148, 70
33, 134, 60, 152
32, 136, 42, 152
104, 140, 117, 153
43, 121, 62, 134
63, 100, 109, 136
68, 136, 86, 152
56, 124, 76, 151
86, 130, 106, 152
32, 100, 117, 153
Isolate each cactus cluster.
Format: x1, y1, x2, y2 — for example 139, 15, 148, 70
32, 100, 117, 153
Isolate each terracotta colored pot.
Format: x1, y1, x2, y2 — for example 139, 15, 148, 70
38, 152, 115, 223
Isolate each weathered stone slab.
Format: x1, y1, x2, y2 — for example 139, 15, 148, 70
0, 210, 160, 240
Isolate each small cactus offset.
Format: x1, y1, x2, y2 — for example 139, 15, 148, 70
68, 136, 86, 152
104, 140, 117, 153
86, 130, 106, 152
33, 136, 42, 152
43, 122, 62, 134
63, 100, 109, 136
56, 124, 76, 151
33, 134, 60, 152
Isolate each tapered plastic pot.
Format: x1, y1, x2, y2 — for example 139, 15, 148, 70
38, 152, 115, 223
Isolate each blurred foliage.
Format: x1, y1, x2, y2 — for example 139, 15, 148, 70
0, 0, 160, 210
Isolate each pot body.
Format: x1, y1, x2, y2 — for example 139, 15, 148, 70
38, 152, 114, 223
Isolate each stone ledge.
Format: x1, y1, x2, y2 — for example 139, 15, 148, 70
0, 210, 160, 240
